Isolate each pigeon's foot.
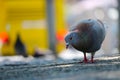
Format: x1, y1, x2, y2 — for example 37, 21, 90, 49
80, 59, 90, 63
80, 59, 96, 63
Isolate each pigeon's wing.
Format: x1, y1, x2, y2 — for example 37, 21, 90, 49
86, 19, 106, 52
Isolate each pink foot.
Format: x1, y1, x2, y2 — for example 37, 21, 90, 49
80, 59, 96, 63
80, 59, 90, 63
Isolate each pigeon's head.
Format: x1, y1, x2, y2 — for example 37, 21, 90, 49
65, 31, 80, 49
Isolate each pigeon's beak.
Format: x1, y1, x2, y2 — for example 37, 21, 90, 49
66, 43, 69, 49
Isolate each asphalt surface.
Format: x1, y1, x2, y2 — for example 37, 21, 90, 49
0, 55, 120, 80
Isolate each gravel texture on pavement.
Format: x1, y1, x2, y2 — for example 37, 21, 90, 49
0, 55, 120, 80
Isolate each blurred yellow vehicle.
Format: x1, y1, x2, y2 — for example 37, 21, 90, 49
0, 0, 66, 56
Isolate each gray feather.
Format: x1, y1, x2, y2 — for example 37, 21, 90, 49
65, 19, 106, 53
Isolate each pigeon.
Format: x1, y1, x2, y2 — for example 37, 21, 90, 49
65, 19, 106, 63
33, 47, 45, 58
14, 34, 28, 57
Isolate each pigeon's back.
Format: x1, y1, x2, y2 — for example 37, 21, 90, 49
89, 19, 106, 52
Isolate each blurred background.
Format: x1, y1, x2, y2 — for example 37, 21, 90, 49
0, 0, 119, 60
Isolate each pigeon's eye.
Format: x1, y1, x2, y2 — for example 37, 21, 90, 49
70, 37, 72, 40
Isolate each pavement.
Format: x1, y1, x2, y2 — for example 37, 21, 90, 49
0, 55, 120, 80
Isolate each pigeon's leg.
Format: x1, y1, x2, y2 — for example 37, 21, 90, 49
91, 52, 95, 63
80, 52, 89, 63
84, 52, 88, 62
